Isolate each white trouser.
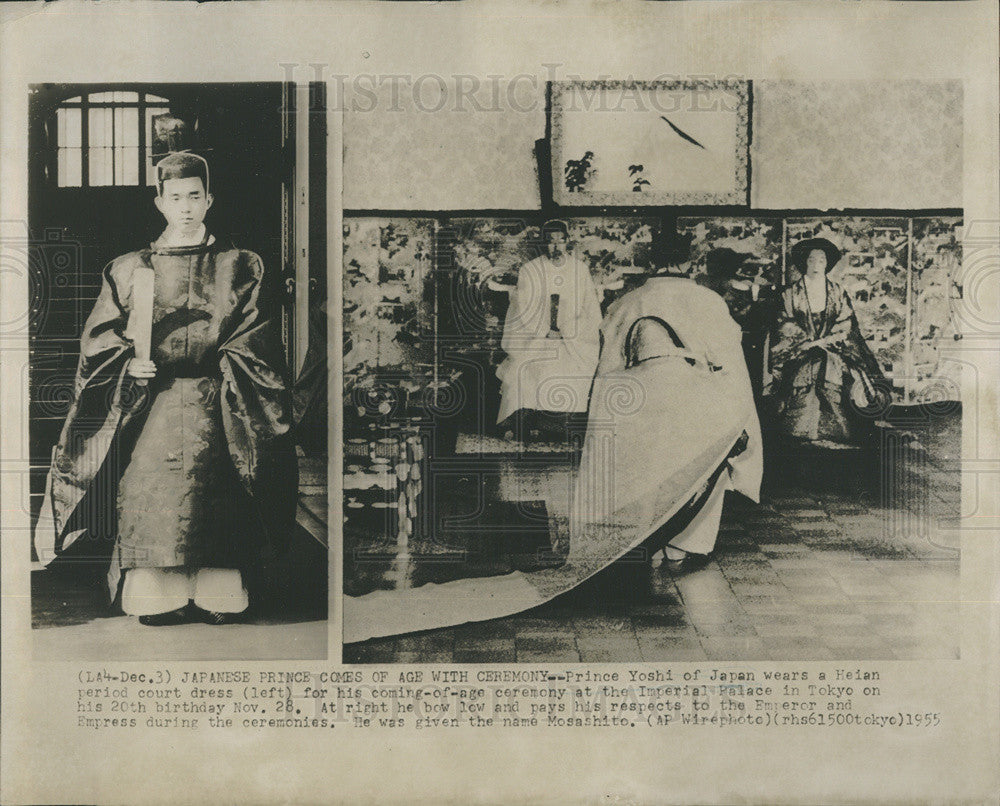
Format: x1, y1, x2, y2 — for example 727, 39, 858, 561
660, 470, 732, 558
121, 567, 248, 616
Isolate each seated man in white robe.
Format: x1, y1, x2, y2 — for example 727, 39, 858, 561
496, 220, 602, 442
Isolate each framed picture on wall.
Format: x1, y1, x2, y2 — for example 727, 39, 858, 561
551, 79, 750, 206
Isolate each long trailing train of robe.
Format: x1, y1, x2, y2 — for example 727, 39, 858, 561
33, 237, 299, 600
344, 277, 762, 643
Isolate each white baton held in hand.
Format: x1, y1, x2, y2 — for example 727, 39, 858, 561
126, 266, 155, 387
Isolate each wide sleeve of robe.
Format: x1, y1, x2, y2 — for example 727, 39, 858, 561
824, 283, 885, 381
768, 282, 812, 382
499, 256, 545, 353
217, 252, 299, 534
34, 255, 149, 563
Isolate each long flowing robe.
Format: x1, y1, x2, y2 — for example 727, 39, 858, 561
33, 234, 298, 600
768, 276, 886, 444
572, 277, 763, 558
495, 252, 602, 423
343, 277, 762, 643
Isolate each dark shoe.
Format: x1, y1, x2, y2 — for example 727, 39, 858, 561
138, 604, 192, 626
192, 605, 243, 625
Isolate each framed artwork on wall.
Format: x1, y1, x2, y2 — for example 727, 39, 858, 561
551, 79, 750, 207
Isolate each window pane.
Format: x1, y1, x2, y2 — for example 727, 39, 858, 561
58, 148, 82, 188
122, 107, 139, 148
55, 108, 81, 185
105, 105, 114, 147
89, 92, 113, 103
146, 94, 169, 104
89, 147, 111, 186
88, 108, 108, 148
122, 147, 140, 186
93, 108, 114, 185
66, 148, 82, 187
64, 95, 82, 104
113, 109, 124, 184
63, 108, 81, 148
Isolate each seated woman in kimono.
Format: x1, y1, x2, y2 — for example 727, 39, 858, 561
767, 237, 888, 445
495, 220, 602, 443
34, 153, 298, 626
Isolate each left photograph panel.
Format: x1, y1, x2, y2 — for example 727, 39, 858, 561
27, 82, 329, 660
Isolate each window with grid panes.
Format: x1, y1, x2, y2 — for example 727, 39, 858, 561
53, 91, 171, 188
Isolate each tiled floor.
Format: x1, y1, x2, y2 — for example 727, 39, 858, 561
345, 412, 960, 663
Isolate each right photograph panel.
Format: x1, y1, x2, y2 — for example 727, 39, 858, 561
340, 78, 962, 664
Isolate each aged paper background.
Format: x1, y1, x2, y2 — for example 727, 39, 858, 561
2, 2, 998, 804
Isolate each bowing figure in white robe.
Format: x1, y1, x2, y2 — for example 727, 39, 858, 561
572, 271, 763, 569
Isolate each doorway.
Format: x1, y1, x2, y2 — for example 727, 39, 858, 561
27, 81, 325, 523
